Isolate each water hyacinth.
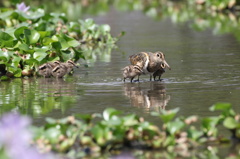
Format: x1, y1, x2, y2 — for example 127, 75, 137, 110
0, 113, 55, 159
16, 2, 30, 12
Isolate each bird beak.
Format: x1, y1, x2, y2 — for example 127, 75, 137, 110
163, 61, 171, 70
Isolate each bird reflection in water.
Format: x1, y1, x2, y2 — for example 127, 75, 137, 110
37, 78, 77, 97
123, 82, 170, 112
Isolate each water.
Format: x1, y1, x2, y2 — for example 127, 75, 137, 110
1, 7, 240, 125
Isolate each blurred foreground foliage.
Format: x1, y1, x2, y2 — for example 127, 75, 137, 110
0, 2, 123, 79
1, 103, 237, 158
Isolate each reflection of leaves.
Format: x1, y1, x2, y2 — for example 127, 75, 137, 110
0, 78, 79, 116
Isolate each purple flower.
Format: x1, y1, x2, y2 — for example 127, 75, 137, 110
16, 2, 30, 12
0, 113, 31, 147
0, 113, 55, 159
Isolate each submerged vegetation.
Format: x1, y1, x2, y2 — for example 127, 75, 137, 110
1, 103, 240, 158
0, 2, 122, 80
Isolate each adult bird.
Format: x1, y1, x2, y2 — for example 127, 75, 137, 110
129, 51, 170, 81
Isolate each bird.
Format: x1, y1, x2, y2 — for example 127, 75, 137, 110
122, 65, 143, 83
51, 60, 78, 78
51, 64, 68, 78
61, 60, 79, 74
129, 51, 170, 81
38, 63, 53, 78
153, 64, 166, 81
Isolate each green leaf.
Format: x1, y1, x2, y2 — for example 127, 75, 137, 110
159, 108, 180, 124
0, 75, 10, 81
33, 51, 48, 62
13, 68, 22, 77
42, 37, 54, 45
0, 50, 10, 62
44, 127, 62, 144
68, 39, 80, 47
167, 120, 185, 135
223, 117, 238, 129
210, 103, 232, 111
14, 26, 28, 40
52, 41, 62, 50
12, 55, 21, 68
187, 127, 203, 140
103, 108, 122, 121
122, 114, 138, 126
18, 43, 30, 51
24, 29, 40, 44
0, 31, 15, 47
38, 31, 52, 39
210, 103, 235, 117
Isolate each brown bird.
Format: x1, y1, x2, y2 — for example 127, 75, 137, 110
153, 67, 165, 81
129, 51, 170, 81
51, 64, 68, 78
51, 60, 78, 78
61, 60, 79, 74
122, 65, 143, 83
38, 63, 53, 78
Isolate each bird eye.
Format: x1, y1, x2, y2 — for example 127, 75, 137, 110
157, 53, 160, 57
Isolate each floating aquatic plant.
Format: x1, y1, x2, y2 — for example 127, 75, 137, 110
0, 3, 123, 79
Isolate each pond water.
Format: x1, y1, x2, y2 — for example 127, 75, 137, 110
1, 7, 240, 128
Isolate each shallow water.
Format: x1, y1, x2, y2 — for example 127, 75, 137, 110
1, 8, 240, 126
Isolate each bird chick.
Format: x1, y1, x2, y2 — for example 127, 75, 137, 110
153, 68, 165, 81
123, 65, 143, 83
51, 65, 68, 78
38, 63, 53, 78
61, 60, 79, 74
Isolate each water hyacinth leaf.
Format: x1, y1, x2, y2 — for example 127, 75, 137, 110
188, 128, 203, 141
91, 125, 106, 145
0, 31, 15, 47
24, 29, 40, 44
0, 50, 10, 62
12, 55, 21, 67
0, 10, 14, 20
202, 117, 220, 130
33, 51, 48, 62
75, 114, 93, 123
14, 26, 28, 40
17, 8, 45, 20
44, 127, 62, 144
167, 120, 185, 135
210, 103, 235, 117
68, 39, 80, 48
52, 41, 62, 51
122, 114, 139, 126
103, 108, 122, 121
35, 22, 47, 31
58, 37, 70, 50
210, 103, 232, 112
101, 24, 111, 32
42, 37, 54, 45
18, 43, 30, 51
13, 68, 22, 77
38, 31, 52, 39
0, 75, 10, 81
223, 117, 238, 129
159, 108, 180, 124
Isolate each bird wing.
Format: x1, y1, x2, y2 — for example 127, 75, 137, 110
129, 52, 148, 69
